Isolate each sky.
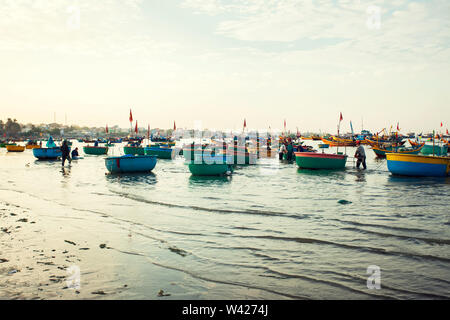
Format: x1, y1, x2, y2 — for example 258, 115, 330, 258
0, 0, 449, 133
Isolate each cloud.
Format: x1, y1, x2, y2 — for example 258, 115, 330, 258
0, 0, 176, 58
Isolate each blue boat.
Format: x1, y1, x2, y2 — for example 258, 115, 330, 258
33, 147, 63, 160
386, 153, 449, 177
105, 155, 157, 173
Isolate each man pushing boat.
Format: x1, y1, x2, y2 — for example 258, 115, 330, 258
354, 141, 367, 169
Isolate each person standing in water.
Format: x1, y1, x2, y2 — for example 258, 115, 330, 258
354, 141, 366, 169
61, 140, 71, 166
287, 141, 294, 161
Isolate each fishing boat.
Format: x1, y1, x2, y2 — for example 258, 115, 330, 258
318, 144, 329, 149
372, 143, 425, 158
420, 144, 448, 156
105, 155, 157, 173
123, 146, 145, 155
294, 151, 347, 169
144, 146, 174, 159
33, 147, 62, 160
186, 154, 233, 176
83, 146, 109, 155
386, 153, 450, 177
6, 145, 25, 152
321, 137, 355, 147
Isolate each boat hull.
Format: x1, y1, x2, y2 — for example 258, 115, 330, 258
187, 163, 232, 176
372, 144, 424, 158
33, 147, 63, 159
123, 146, 145, 155
294, 152, 347, 169
83, 146, 108, 155
105, 155, 157, 173
144, 147, 174, 159
386, 153, 449, 177
6, 145, 25, 152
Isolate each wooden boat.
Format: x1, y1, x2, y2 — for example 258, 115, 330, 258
420, 144, 448, 156
25, 144, 40, 149
83, 146, 109, 155
186, 154, 233, 176
372, 143, 425, 158
311, 135, 322, 141
33, 147, 63, 160
321, 137, 355, 147
144, 146, 174, 159
105, 155, 157, 173
365, 137, 405, 147
318, 144, 329, 148
408, 139, 420, 147
386, 153, 449, 177
294, 151, 347, 169
123, 146, 145, 155
6, 145, 25, 152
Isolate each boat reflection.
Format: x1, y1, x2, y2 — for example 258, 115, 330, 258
105, 172, 157, 186
188, 174, 232, 187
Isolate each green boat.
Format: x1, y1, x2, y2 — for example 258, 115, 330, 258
123, 146, 145, 155
0, 142, 17, 148
187, 162, 233, 176
144, 146, 174, 159
420, 144, 448, 156
294, 151, 347, 169
83, 146, 108, 155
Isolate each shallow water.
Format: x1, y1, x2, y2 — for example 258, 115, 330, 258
0, 141, 449, 299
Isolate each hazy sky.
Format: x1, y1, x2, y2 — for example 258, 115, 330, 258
0, 0, 449, 133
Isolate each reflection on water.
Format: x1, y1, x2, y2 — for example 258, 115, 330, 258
188, 174, 232, 187
105, 172, 158, 186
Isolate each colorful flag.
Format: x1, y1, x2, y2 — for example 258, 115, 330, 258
173, 121, 176, 131
244, 119, 247, 128
129, 109, 133, 123
339, 113, 343, 122
135, 121, 138, 134
397, 122, 400, 131
441, 122, 443, 127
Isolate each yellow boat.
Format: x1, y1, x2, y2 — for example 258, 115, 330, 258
26, 144, 40, 149
6, 145, 26, 152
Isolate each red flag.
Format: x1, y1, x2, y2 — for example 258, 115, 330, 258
397, 122, 400, 131
441, 122, 443, 127
284, 119, 286, 129
129, 109, 133, 123
447, 129, 449, 135
135, 121, 138, 134
106, 124, 108, 133
243, 119, 247, 128
173, 121, 176, 131
339, 112, 343, 122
